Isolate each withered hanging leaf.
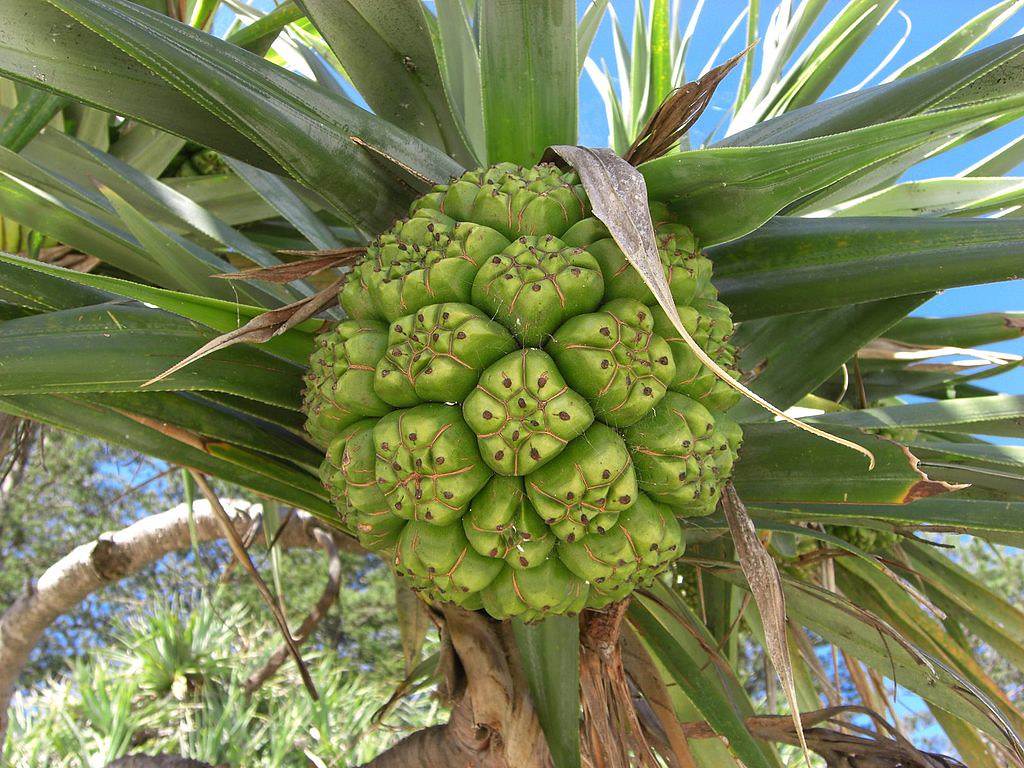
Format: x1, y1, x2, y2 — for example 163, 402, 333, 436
143, 278, 342, 386
625, 45, 753, 166
189, 472, 319, 701
214, 248, 364, 283
394, 574, 431, 675
722, 484, 810, 767
541, 145, 875, 467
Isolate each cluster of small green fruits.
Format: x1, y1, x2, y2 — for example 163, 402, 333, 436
303, 163, 742, 621
166, 142, 231, 177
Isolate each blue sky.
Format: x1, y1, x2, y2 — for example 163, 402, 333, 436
578, 0, 1024, 397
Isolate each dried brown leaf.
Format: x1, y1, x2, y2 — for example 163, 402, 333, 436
625, 45, 754, 166
142, 278, 342, 387
214, 249, 364, 283
541, 145, 875, 468
189, 473, 319, 701
394, 574, 431, 675
722, 484, 810, 767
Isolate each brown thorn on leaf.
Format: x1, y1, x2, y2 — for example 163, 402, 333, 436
188, 472, 319, 701
142, 278, 342, 387
624, 44, 755, 166
214, 248, 365, 283
350, 135, 438, 190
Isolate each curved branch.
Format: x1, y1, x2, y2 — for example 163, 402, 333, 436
0, 498, 360, 751
682, 706, 968, 768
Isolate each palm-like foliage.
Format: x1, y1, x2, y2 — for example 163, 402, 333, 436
0, 1, 1022, 766
6, 598, 439, 767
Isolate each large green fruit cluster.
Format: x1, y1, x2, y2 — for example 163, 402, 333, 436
304, 163, 742, 621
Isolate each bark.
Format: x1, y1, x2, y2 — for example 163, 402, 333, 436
681, 707, 968, 768
0, 498, 358, 751
580, 600, 658, 768
361, 606, 552, 768
361, 602, 661, 768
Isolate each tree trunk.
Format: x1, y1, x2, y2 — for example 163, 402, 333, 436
360, 601, 665, 768
362, 606, 552, 768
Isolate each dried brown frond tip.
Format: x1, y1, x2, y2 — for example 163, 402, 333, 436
215, 247, 365, 283
625, 44, 754, 166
